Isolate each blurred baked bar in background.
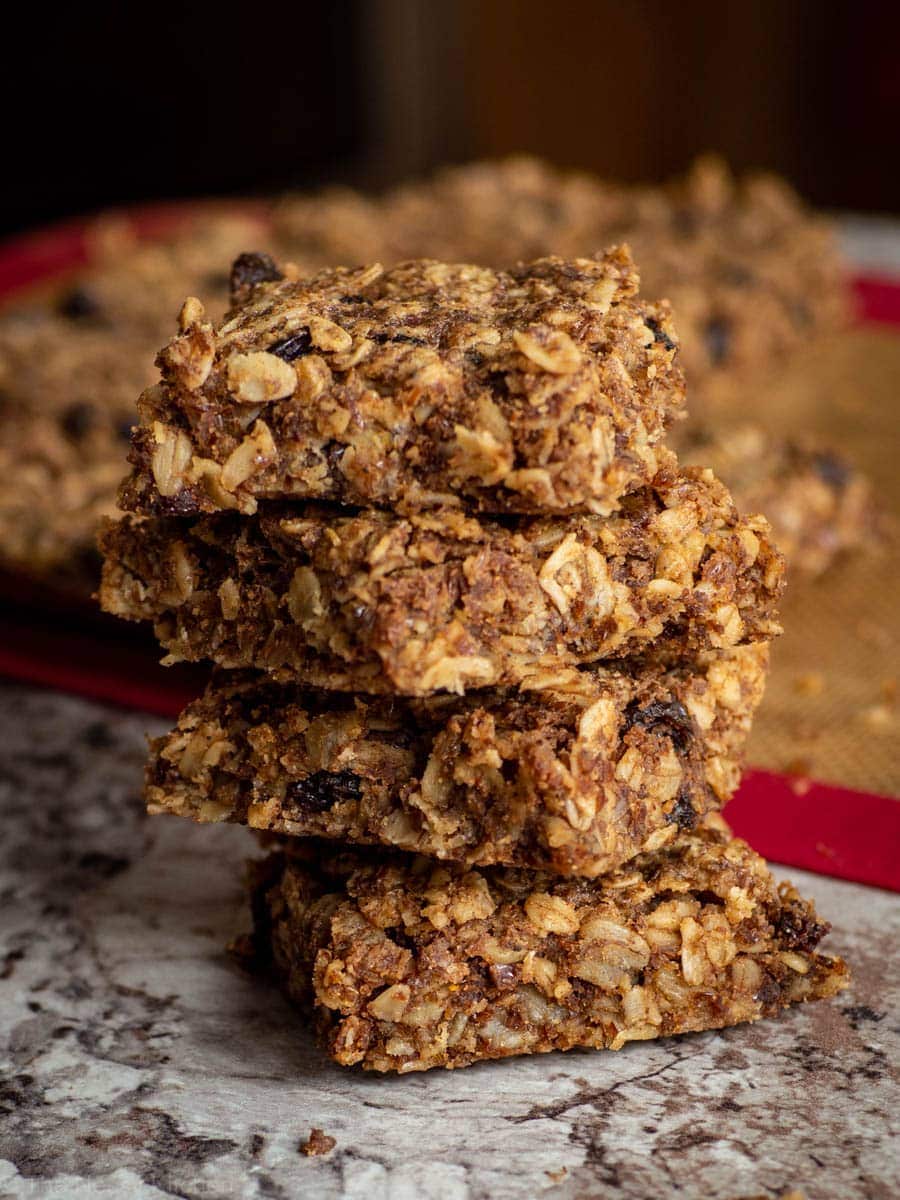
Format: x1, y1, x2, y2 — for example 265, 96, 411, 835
277, 154, 848, 406
676, 423, 881, 578
0, 211, 271, 592
0, 158, 873, 597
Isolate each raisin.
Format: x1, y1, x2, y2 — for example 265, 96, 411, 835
672, 208, 698, 236
644, 315, 676, 352
229, 252, 283, 306
666, 788, 698, 830
61, 402, 97, 440
719, 262, 754, 287
57, 287, 102, 320
812, 451, 850, 491
486, 369, 510, 397
286, 770, 363, 813
771, 899, 829, 953
704, 317, 731, 366
790, 299, 812, 329
623, 698, 694, 752
268, 330, 312, 361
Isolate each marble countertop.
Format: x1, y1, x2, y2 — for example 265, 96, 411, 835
0, 682, 897, 1200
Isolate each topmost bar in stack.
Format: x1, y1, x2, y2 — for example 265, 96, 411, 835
118, 247, 685, 518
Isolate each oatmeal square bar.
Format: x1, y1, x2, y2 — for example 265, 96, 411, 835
146, 645, 767, 877
99, 456, 783, 695
118, 248, 685, 518
248, 823, 848, 1072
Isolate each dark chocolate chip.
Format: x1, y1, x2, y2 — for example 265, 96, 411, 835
704, 317, 731, 367
286, 770, 363, 814
61, 402, 98, 440
812, 451, 850, 491
229, 252, 283, 306
623, 698, 694, 752
268, 330, 312, 361
666, 788, 698, 830
57, 286, 102, 320
117, 418, 135, 444
644, 316, 676, 352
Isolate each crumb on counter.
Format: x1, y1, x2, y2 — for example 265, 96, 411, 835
300, 1127, 336, 1157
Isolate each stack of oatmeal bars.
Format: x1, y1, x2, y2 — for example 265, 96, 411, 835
99, 247, 848, 1073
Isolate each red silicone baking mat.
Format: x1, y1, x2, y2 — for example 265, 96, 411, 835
0, 205, 898, 891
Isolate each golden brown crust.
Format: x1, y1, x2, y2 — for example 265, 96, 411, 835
119, 248, 685, 518
146, 645, 767, 876
250, 825, 849, 1073
99, 457, 784, 696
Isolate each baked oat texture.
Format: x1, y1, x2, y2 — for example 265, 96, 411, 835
249, 823, 849, 1073
146, 645, 767, 877
99, 455, 784, 695
119, 248, 686, 517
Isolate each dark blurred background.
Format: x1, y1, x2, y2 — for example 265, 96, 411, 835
2, 0, 898, 236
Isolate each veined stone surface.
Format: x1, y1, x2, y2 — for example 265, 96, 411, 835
0, 682, 897, 1200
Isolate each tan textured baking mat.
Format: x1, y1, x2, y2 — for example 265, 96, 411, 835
736, 328, 900, 794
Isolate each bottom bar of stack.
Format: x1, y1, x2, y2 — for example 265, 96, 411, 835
246, 821, 848, 1074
